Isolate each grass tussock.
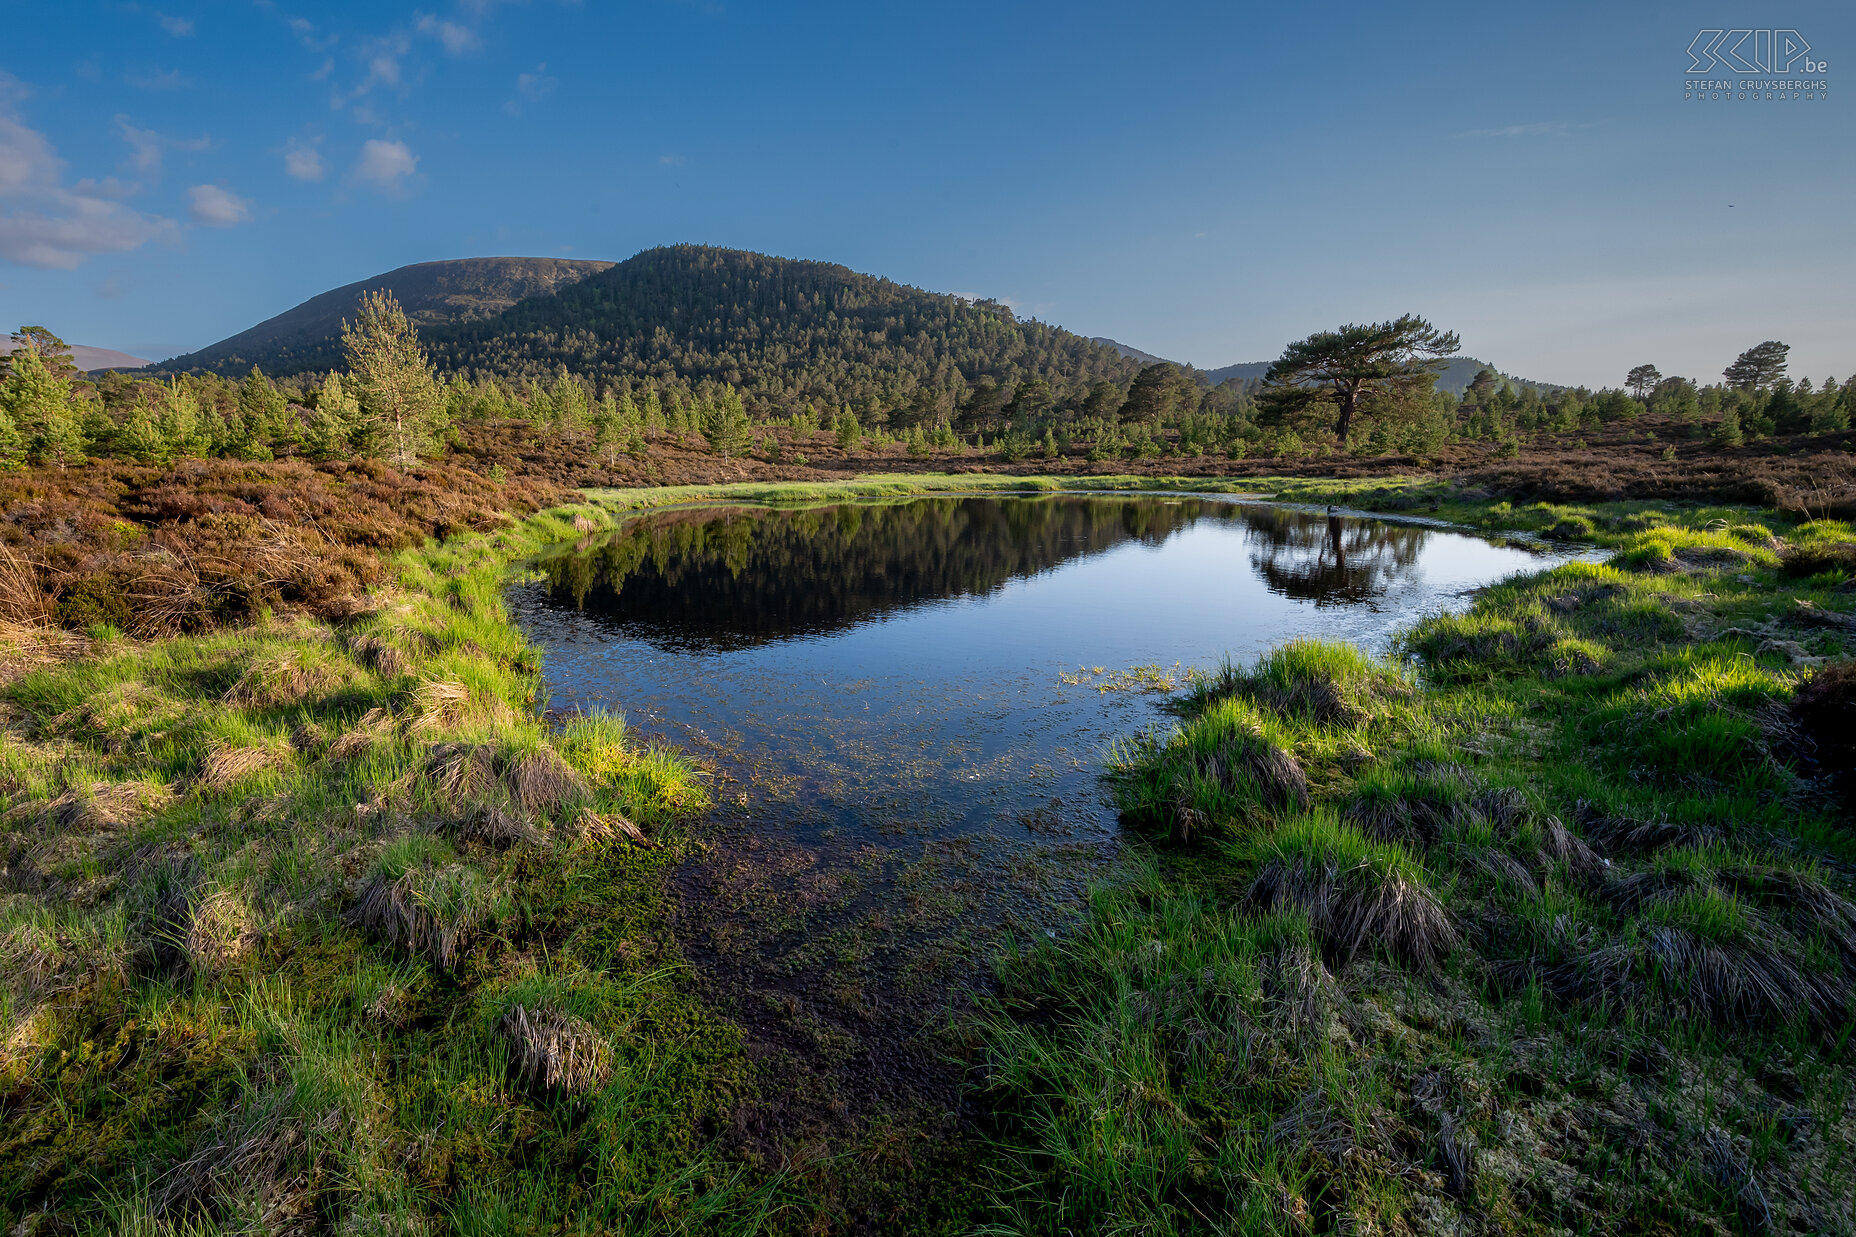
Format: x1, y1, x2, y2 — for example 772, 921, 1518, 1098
1113, 698, 1308, 842
499, 1003, 613, 1095
1246, 814, 1458, 972
34, 777, 174, 830
197, 741, 284, 791
350, 842, 496, 970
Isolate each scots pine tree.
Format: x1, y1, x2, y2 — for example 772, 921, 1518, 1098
0, 347, 87, 467
341, 291, 445, 467
711, 387, 752, 460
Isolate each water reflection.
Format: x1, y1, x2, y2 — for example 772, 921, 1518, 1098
536, 496, 1442, 647
1243, 508, 1429, 607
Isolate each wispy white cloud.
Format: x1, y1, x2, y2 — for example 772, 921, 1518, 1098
658, 153, 686, 166
288, 15, 339, 53
0, 75, 176, 268
188, 183, 251, 226
284, 137, 324, 181
156, 12, 194, 36
115, 116, 210, 178
505, 63, 557, 114
354, 138, 418, 193
416, 13, 480, 54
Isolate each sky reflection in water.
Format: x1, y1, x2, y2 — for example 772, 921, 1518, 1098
512, 495, 1574, 848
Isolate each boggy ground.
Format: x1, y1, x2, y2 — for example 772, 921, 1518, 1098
977, 483, 1856, 1234
3, 466, 1855, 1235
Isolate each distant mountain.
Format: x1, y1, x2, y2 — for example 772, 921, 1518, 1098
423, 246, 1144, 411
1092, 339, 1270, 389
0, 340, 149, 373
1091, 337, 1175, 367
161, 256, 615, 376
1203, 361, 1271, 387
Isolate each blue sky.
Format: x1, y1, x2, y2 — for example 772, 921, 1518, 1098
1, 0, 1850, 386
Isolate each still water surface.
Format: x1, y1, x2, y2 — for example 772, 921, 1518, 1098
514, 494, 1565, 848
509, 494, 1575, 1063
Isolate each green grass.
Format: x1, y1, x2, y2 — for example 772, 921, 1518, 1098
979, 497, 1856, 1234
0, 498, 775, 1234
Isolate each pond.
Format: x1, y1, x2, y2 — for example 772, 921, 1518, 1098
508, 492, 1577, 1110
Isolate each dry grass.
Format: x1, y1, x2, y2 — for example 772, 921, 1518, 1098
425, 742, 500, 808
150, 1095, 326, 1229
1779, 541, 1856, 578
222, 647, 342, 708
507, 746, 588, 818
0, 541, 54, 628
1575, 802, 1719, 856
346, 633, 411, 681
408, 679, 481, 733
197, 743, 282, 792
184, 888, 257, 976
350, 865, 488, 969
1584, 925, 1851, 1029
326, 706, 395, 761
34, 778, 174, 831
498, 1003, 613, 1095
569, 809, 652, 848
452, 805, 539, 848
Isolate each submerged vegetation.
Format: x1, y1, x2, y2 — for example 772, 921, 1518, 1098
980, 490, 1856, 1234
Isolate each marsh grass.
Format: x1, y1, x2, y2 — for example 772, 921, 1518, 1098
982, 498, 1856, 1234
0, 498, 767, 1234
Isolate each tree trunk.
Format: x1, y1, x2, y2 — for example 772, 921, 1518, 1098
1334, 388, 1359, 444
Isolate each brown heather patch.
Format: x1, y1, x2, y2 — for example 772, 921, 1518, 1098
0, 455, 569, 636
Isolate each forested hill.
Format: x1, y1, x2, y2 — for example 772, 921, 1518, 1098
425, 246, 1145, 417
162, 257, 614, 376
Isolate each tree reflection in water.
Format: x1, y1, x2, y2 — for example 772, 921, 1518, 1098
1243, 507, 1430, 606
536, 496, 1219, 651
